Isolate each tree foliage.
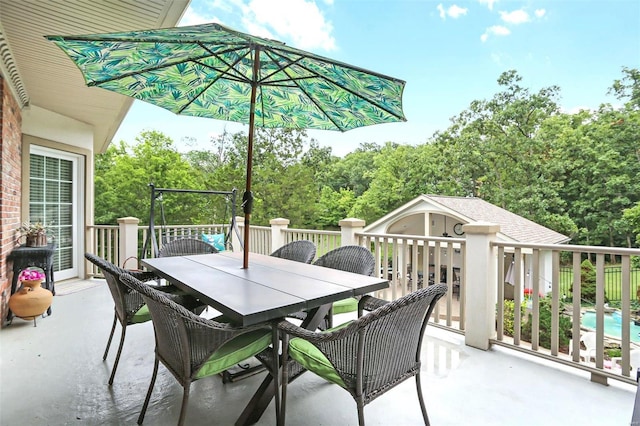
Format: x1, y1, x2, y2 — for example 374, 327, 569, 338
94, 68, 640, 250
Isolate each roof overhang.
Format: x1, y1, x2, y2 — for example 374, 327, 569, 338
0, 0, 190, 153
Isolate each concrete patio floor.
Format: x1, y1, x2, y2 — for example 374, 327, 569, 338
1, 279, 637, 426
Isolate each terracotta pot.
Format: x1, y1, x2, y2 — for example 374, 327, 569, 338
21, 279, 44, 289
9, 280, 53, 324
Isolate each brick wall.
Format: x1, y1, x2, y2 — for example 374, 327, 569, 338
0, 76, 23, 326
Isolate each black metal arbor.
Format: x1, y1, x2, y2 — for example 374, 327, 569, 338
141, 184, 241, 259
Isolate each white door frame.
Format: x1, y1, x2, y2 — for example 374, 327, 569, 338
29, 145, 85, 281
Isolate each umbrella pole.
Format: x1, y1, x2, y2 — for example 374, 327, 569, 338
243, 46, 260, 268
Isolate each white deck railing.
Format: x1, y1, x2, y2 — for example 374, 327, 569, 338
492, 241, 640, 385
87, 217, 640, 386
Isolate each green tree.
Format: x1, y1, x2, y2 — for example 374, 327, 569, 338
430, 70, 573, 234
623, 202, 640, 246
95, 131, 206, 225
323, 143, 381, 197
351, 143, 419, 222
316, 186, 356, 228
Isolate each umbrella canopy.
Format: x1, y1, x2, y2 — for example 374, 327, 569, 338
47, 22, 407, 267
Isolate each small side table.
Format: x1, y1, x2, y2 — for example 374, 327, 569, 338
7, 243, 56, 322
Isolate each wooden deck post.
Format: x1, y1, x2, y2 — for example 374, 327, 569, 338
463, 221, 500, 350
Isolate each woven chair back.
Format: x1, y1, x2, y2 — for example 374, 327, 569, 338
316, 284, 447, 401
313, 245, 375, 276
270, 240, 316, 264
119, 273, 249, 381
158, 238, 218, 257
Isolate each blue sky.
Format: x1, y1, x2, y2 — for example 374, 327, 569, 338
113, 0, 640, 156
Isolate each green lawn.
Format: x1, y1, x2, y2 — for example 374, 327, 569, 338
559, 266, 640, 302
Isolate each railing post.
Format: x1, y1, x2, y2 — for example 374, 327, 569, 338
463, 221, 500, 350
339, 218, 366, 246
234, 216, 244, 253
117, 217, 139, 268
270, 218, 290, 252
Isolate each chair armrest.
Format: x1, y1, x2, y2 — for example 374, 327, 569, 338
358, 295, 389, 317
276, 319, 357, 344
128, 270, 161, 283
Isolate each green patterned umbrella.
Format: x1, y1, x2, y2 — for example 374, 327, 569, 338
47, 23, 406, 267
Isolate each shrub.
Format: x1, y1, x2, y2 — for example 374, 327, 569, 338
569, 259, 608, 304
501, 299, 525, 337
607, 348, 622, 358
521, 297, 573, 350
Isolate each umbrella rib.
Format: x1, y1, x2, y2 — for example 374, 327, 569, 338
268, 44, 404, 83
77, 42, 250, 86
263, 48, 406, 124
298, 62, 406, 122
196, 42, 254, 82
260, 49, 344, 130
177, 52, 252, 114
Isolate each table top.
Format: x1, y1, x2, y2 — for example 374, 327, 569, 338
8, 243, 56, 257
142, 251, 388, 326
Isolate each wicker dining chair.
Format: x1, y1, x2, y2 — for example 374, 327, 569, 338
270, 240, 316, 264
218, 240, 316, 383
313, 245, 376, 328
157, 237, 218, 257
119, 273, 276, 426
277, 283, 447, 426
85, 253, 203, 385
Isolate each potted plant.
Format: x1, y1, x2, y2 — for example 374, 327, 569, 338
8, 267, 52, 326
17, 220, 48, 247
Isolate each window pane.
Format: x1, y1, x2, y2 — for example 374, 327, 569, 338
45, 181, 60, 202
60, 160, 72, 181
57, 247, 72, 270
29, 153, 75, 274
29, 205, 44, 223
60, 182, 72, 203
30, 154, 44, 178
45, 157, 59, 180
30, 180, 44, 203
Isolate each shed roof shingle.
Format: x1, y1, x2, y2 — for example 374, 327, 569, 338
423, 195, 569, 244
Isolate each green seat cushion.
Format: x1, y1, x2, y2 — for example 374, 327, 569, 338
195, 328, 271, 379
288, 322, 353, 388
131, 304, 151, 324
332, 297, 359, 315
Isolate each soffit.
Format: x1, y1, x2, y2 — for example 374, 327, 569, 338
0, 0, 189, 153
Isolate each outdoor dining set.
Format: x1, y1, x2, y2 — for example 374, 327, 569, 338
85, 239, 447, 426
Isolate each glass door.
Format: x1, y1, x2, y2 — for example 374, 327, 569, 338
29, 147, 83, 280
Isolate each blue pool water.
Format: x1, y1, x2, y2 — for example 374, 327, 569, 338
581, 311, 640, 343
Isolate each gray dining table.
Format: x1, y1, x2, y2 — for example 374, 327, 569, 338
141, 250, 389, 425
141, 251, 388, 327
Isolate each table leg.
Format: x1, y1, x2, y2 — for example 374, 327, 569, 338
235, 304, 332, 426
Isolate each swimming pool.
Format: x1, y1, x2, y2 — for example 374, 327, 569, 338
581, 311, 640, 343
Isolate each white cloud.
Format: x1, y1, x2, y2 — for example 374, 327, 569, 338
480, 25, 511, 42
535, 9, 546, 18
437, 3, 468, 20
499, 9, 530, 24
449, 5, 468, 18
181, 0, 336, 52
179, 7, 218, 26
479, 0, 498, 11
244, 0, 336, 51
